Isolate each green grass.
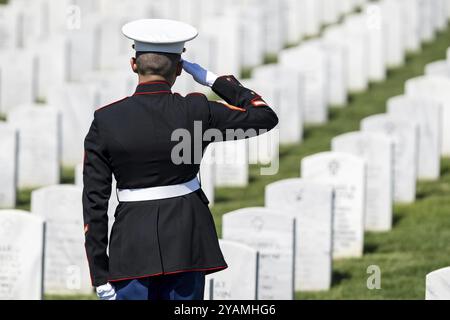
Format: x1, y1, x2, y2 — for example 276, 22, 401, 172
60, 166, 76, 184
210, 23, 450, 300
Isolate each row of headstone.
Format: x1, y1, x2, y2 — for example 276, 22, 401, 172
238, 0, 448, 169
0, 0, 365, 101
197, 1, 378, 189
0, 0, 368, 188
215, 52, 450, 294
190, 11, 450, 297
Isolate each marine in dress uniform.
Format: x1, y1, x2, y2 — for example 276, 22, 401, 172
82, 19, 279, 300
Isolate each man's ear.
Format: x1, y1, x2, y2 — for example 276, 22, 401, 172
130, 57, 138, 74
176, 60, 183, 76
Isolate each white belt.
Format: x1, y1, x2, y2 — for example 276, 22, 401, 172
117, 177, 200, 202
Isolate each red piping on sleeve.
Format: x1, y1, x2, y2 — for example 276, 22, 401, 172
218, 101, 246, 112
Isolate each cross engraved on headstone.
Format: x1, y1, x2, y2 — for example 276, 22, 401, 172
328, 160, 340, 175
252, 216, 265, 232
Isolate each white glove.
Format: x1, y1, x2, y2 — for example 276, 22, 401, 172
96, 283, 116, 300
182, 59, 218, 87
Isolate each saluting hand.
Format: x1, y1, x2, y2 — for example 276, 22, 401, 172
182, 59, 218, 87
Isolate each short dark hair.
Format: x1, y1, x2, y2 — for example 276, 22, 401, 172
135, 52, 180, 79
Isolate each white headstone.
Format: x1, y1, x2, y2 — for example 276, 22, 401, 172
299, 0, 322, 37
240, 79, 280, 165
342, 15, 371, 91
323, 25, 368, 92
425, 61, 450, 78
82, 70, 136, 107
286, 0, 304, 43
66, 18, 100, 81
322, 0, 340, 25
363, 3, 387, 82
204, 240, 258, 300
418, 0, 435, 42
11, 0, 49, 48
213, 140, 249, 188
265, 179, 333, 291
380, 0, 406, 68
0, 123, 17, 209
97, 17, 133, 71
259, 0, 286, 55
8, 105, 61, 189
31, 185, 91, 295
447, 0, 450, 19
332, 132, 394, 232
301, 152, 366, 259
361, 114, 419, 204
0, 4, 22, 50
35, 35, 68, 101
238, 6, 265, 68
0, 210, 45, 300
200, 12, 241, 77
0, 50, 36, 114
388, 95, 442, 180
280, 44, 328, 124
222, 208, 295, 300
433, 0, 448, 31
405, 76, 450, 156
321, 42, 348, 106
200, 146, 215, 207
306, 39, 348, 106
426, 267, 450, 300
398, 0, 421, 52
48, 83, 98, 166
252, 65, 304, 144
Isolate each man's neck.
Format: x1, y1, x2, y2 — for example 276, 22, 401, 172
138, 75, 172, 86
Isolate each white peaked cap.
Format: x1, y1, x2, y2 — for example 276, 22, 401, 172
122, 19, 198, 55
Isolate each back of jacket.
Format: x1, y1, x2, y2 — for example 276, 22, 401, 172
83, 76, 279, 286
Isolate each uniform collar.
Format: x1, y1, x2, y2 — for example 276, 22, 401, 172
134, 80, 172, 95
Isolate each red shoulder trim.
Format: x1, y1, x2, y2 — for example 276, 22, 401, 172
133, 91, 171, 96
96, 97, 129, 111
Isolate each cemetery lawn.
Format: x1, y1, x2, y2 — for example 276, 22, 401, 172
211, 24, 450, 300
26, 23, 449, 300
